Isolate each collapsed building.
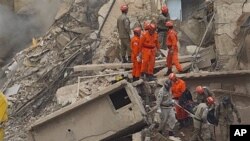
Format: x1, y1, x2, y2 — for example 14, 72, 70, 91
0, 0, 250, 141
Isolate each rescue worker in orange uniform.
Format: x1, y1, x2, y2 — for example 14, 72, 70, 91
131, 27, 142, 81
169, 73, 189, 127
139, 24, 160, 81
165, 21, 183, 76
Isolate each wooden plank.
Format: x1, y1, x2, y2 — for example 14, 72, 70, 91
74, 55, 194, 72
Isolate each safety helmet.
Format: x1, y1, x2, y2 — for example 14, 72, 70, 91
144, 21, 150, 30
120, 4, 128, 12
196, 86, 204, 94
165, 21, 173, 27
161, 5, 168, 14
207, 96, 215, 105
149, 24, 156, 31
133, 27, 141, 35
168, 73, 176, 81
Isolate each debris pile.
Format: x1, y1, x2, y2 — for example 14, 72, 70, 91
2, 0, 107, 140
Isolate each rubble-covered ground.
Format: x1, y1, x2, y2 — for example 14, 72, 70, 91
1, 0, 250, 140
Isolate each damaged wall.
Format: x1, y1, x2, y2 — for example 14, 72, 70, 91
214, 0, 250, 70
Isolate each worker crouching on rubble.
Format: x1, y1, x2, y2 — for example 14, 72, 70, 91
191, 97, 216, 141
156, 79, 181, 140
165, 21, 183, 76
131, 27, 142, 81
195, 86, 215, 105
215, 96, 241, 141
168, 73, 189, 127
0, 91, 8, 141
140, 24, 160, 81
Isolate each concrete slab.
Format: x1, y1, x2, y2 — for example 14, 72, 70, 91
29, 80, 147, 141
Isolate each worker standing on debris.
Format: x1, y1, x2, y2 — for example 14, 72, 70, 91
195, 86, 215, 105
156, 80, 180, 140
165, 21, 183, 76
191, 97, 215, 141
215, 96, 241, 141
168, 73, 188, 127
157, 5, 170, 50
117, 4, 131, 63
0, 91, 8, 141
131, 27, 142, 81
140, 24, 160, 81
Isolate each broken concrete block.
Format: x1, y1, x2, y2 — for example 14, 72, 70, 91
69, 27, 92, 34
55, 83, 79, 106
186, 45, 197, 55
56, 33, 70, 47
30, 80, 147, 141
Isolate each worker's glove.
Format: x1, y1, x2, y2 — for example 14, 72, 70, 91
156, 108, 162, 113
238, 118, 241, 123
136, 53, 142, 62
170, 99, 175, 106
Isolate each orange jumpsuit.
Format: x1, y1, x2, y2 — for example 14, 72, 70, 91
140, 31, 160, 75
171, 78, 188, 120
166, 29, 183, 72
130, 35, 141, 78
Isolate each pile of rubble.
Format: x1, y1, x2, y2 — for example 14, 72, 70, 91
2, 0, 108, 140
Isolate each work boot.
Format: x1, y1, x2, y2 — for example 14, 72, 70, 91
164, 68, 172, 76
127, 56, 132, 63
122, 56, 127, 63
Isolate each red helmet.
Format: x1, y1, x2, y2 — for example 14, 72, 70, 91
161, 5, 168, 14
120, 4, 128, 12
133, 27, 141, 35
207, 96, 215, 105
168, 73, 176, 81
149, 24, 156, 31
165, 21, 173, 27
196, 86, 204, 94
144, 21, 150, 30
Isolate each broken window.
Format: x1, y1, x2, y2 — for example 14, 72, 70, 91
109, 88, 131, 110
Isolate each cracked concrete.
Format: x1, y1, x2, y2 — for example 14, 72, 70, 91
214, 0, 250, 70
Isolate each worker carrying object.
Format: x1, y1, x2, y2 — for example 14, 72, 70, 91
130, 27, 142, 81
169, 73, 189, 127
117, 4, 131, 63
165, 21, 183, 76
157, 5, 170, 50
139, 23, 160, 81
195, 86, 215, 105
155, 80, 180, 140
215, 96, 241, 141
0, 91, 8, 141
191, 97, 216, 141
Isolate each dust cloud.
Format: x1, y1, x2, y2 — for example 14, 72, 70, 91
0, 0, 59, 65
